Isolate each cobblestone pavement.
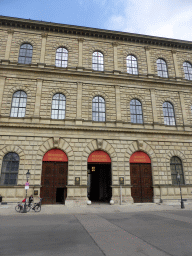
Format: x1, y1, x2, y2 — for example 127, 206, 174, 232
1, 203, 192, 256
1, 201, 192, 215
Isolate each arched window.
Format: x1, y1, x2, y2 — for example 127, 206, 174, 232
126, 55, 138, 75
18, 43, 33, 64
0, 153, 19, 185
92, 51, 104, 71
130, 99, 143, 124
92, 96, 105, 121
55, 47, 68, 68
51, 93, 66, 119
170, 156, 184, 185
156, 58, 168, 78
163, 101, 176, 125
183, 61, 192, 80
10, 91, 27, 118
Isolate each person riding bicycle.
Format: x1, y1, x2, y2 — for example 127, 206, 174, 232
29, 195, 33, 204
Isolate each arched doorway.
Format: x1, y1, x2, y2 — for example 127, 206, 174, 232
130, 151, 153, 203
40, 149, 68, 204
87, 150, 112, 202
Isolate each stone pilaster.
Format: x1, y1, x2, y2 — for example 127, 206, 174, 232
0, 77, 6, 115
39, 33, 48, 67
76, 82, 82, 124
150, 89, 158, 124
145, 46, 154, 77
172, 50, 182, 80
3, 29, 14, 62
179, 91, 189, 130
33, 79, 43, 118
112, 42, 119, 72
78, 38, 84, 69
115, 85, 122, 122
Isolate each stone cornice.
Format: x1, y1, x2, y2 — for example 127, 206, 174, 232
0, 119, 192, 137
1, 15, 192, 50
1, 62, 192, 90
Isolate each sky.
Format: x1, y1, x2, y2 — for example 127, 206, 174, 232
1, 0, 192, 41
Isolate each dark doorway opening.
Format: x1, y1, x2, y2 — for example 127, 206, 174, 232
56, 188, 65, 204
88, 163, 112, 202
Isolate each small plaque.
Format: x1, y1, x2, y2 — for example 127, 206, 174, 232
92, 166, 95, 172
119, 177, 124, 185
34, 190, 38, 195
75, 177, 80, 186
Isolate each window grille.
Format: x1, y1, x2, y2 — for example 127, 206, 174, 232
92, 96, 105, 121
10, 91, 27, 118
0, 153, 19, 185
92, 51, 104, 71
18, 43, 33, 64
156, 58, 168, 78
55, 47, 68, 68
51, 93, 66, 119
163, 102, 176, 125
126, 55, 138, 75
130, 99, 143, 124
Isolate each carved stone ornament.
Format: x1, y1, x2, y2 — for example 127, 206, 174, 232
41, 32, 48, 38
97, 139, 103, 149
53, 137, 60, 147
136, 140, 143, 149
7, 29, 14, 34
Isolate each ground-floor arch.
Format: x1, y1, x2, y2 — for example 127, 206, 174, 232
130, 151, 153, 203
40, 149, 68, 204
87, 150, 112, 202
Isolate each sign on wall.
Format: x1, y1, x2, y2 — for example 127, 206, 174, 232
43, 149, 68, 162
129, 151, 151, 164
88, 150, 111, 163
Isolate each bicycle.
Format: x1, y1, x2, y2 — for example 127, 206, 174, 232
32, 198, 43, 212
15, 202, 24, 212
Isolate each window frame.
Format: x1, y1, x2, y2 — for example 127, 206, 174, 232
130, 99, 143, 124
156, 58, 168, 78
162, 101, 176, 126
92, 96, 106, 122
126, 55, 138, 75
55, 47, 68, 68
92, 51, 104, 71
51, 93, 66, 120
0, 152, 19, 186
18, 43, 33, 64
10, 90, 27, 118
170, 156, 184, 185
183, 61, 192, 80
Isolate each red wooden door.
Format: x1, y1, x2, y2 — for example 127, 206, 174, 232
40, 162, 68, 204
130, 163, 153, 203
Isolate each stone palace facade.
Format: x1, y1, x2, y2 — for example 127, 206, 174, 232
0, 15, 192, 205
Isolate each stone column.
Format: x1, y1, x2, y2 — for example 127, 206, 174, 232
33, 79, 43, 118
39, 33, 48, 67
150, 89, 158, 124
77, 38, 84, 69
3, 29, 14, 63
145, 46, 154, 77
0, 77, 6, 115
172, 50, 182, 80
76, 82, 82, 125
112, 42, 119, 72
179, 91, 189, 130
115, 85, 122, 124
